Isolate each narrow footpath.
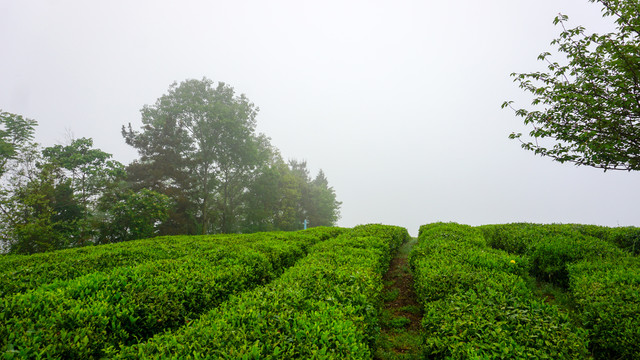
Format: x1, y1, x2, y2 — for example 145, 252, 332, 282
375, 238, 423, 360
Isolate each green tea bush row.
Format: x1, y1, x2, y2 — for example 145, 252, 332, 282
544, 224, 640, 255
478, 223, 640, 257
603, 227, 640, 255
113, 224, 409, 359
568, 257, 640, 359
478, 223, 626, 288
476, 223, 548, 254
537, 223, 640, 257
1, 227, 345, 359
0, 234, 241, 297
479, 223, 640, 359
0, 227, 345, 298
410, 223, 589, 359
527, 233, 624, 288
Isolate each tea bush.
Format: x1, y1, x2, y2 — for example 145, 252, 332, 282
527, 233, 624, 288
605, 227, 640, 255
479, 223, 640, 359
411, 223, 589, 359
569, 256, 640, 359
0, 227, 346, 359
0, 234, 241, 297
114, 224, 409, 359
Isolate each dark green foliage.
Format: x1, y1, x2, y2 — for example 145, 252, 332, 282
479, 222, 640, 257
0, 111, 37, 176
479, 223, 634, 288
243, 159, 341, 233
569, 257, 640, 359
479, 223, 640, 359
477, 223, 548, 254
123, 79, 341, 236
505, 0, 640, 171
0, 228, 345, 359
114, 224, 408, 359
605, 226, 640, 255
131, 79, 343, 235
41, 138, 124, 210
41, 138, 127, 246
307, 169, 342, 227
410, 223, 589, 359
0, 234, 236, 297
0, 118, 155, 252
122, 112, 197, 235
123, 78, 264, 234
384, 315, 411, 329
3, 166, 73, 254
97, 188, 172, 243
528, 234, 624, 288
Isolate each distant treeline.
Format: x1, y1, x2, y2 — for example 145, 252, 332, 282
0, 78, 341, 254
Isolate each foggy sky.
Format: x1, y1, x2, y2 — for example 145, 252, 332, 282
1, 0, 638, 236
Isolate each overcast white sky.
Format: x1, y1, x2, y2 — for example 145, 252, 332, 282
1, 0, 638, 235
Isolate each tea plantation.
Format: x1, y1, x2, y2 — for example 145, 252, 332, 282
1, 222, 639, 359
411, 222, 640, 359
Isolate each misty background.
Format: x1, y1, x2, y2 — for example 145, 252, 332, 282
1, 0, 638, 236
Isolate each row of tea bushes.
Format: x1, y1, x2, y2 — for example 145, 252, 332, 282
479, 223, 640, 359
569, 257, 640, 359
0, 234, 245, 297
478, 223, 640, 257
410, 223, 589, 359
1, 227, 345, 359
114, 224, 410, 359
544, 223, 640, 256
0, 227, 348, 298
567, 224, 640, 256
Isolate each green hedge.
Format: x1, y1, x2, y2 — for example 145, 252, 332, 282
113, 224, 409, 359
411, 223, 589, 359
478, 223, 640, 257
0, 227, 352, 298
527, 233, 624, 288
476, 223, 547, 254
479, 223, 640, 359
569, 256, 640, 359
1, 227, 345, 359
0, 234, 242, 297
605, 227, 640, 255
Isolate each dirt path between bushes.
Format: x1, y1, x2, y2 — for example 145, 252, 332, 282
375, 238, 423, 360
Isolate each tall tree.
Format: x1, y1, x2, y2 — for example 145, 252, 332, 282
307, 169, 341, 227
288, 159, 312, 228
97, 188, 171, 244
0, 111, 37, 177
41, 138, 125, 244
123, 112, 196, 235
42, 138, 124, 215
283, 160, 341, 229
242, 153, 302, 232
123, 78, 262, 234
0, 112, 175, 252
504, 0, 640, 171
0, 151, 65, 254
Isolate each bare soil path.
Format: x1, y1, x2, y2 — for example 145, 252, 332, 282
375, 238, 423, 359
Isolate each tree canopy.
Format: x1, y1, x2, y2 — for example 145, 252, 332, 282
505, 0, 640, 171
0, 113, 170, 253
123, 78, 264, 234
0, 78, 341, 254
0, 111, 37, 176
123, 77, 341, 235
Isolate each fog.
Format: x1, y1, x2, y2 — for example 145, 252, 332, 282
2, 0, 638, 236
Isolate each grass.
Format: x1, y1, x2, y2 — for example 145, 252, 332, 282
382, 288, 400, 302
375, 237, 423, 360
